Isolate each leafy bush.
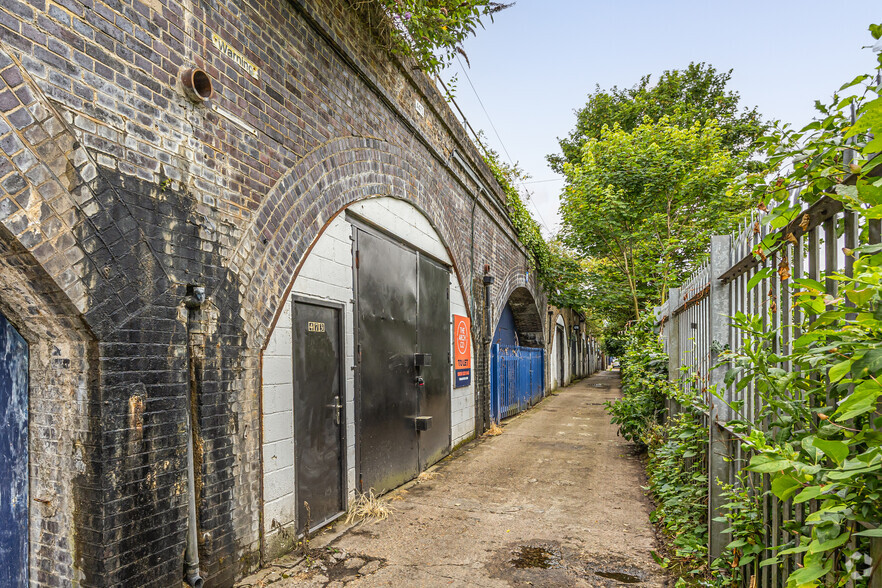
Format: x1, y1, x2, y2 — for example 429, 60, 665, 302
358, 1, 511, 77
710, 474, 764, 586
646, 412, 709, 578
605, 315, 670, 446
710, 26, 882, 586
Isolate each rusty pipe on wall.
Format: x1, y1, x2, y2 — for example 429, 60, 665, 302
184, 286, 205, 588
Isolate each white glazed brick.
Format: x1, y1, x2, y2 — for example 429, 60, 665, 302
448, 272, 475, 440
453, 422, 471, 446
263, 438, 295, 474
347, 468, 356, 499
265, 325, 292, 357
292, 275, 335, 300
264, 494, 296, 532
264, 466, 295, 503
262, 383, 294, 415
263, 213, 356, 510
263, 197, 477, 519
263, 355, 292, 386
264, 410, 294, 444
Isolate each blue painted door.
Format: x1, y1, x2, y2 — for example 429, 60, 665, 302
0, 311, 28, 586
490, 344, 545, 422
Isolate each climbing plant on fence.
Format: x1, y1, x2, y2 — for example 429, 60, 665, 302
713, 25, 882, 588
646, 412, 710, 578
614, 25, 882, 587
645, 25, 882, 588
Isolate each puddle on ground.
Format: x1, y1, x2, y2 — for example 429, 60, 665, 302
595, 570, 641, 583
511, 546, 562, 569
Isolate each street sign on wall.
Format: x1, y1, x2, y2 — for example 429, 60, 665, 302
453, 315, 471, 388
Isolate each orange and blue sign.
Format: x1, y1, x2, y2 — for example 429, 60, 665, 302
454, 315, 471, 388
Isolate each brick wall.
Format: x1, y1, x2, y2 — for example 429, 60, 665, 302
0, 0, 549, 585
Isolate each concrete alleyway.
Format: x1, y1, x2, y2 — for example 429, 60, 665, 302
239, 371, 666, 587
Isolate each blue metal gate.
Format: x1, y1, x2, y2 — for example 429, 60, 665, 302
490, 344, 545, 421
0, 310, 28, 586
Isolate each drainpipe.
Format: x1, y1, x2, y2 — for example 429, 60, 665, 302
482, 271, 494, 430
184, 286, 205, 588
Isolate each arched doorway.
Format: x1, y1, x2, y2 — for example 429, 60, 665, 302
489, 288, 545, 422
260, 196, 473, 556
551, 313, 570, 389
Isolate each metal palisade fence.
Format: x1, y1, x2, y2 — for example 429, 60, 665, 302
655, 187, 882, 586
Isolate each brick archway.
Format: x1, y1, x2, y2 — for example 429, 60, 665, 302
230, 136, 471, 349
494, 284, 545, 348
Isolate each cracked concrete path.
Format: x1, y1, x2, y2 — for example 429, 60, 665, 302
239, 370, 666, 587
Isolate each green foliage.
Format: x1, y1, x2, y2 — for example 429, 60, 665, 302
602, 334, 626, 359
548, 62, 767, 174
481, 138, 591, 311
710, 27, 882, 587
710, 474, 764, 586
646, 413, 709, 576
603, 317, 709, 576
362, 0, 511, 78
552, 64, 766, 339
605, 315, 670, 446
608, 30, 882, 587
561, 116, 750, 324
719, 301, 881, 586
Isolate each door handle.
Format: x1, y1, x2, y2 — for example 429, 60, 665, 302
327, 395, 343, 425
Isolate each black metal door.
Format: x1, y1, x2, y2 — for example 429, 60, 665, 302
293, 300, 344, 532
0, 310, 28, 586
356, 229, 419, 494
417, 255, 451, 469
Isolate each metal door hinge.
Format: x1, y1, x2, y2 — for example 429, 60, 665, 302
355, 250, 359, 269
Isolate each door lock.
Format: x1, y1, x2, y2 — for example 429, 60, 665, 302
327, 395, 343, 425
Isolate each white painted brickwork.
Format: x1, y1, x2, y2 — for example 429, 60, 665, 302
261, 197, 475, 540
450, 276, 475, 448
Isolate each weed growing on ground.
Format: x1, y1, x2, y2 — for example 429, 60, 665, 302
344, 490, 391, 525
646, 412, 709, 579
486, 421, 504, 436
416, 471, 438, 483
709, 474, 763, 585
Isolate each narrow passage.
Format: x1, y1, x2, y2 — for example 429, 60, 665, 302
241, 370, 666, 587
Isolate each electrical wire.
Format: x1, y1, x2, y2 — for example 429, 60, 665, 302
454, 56, 556, 237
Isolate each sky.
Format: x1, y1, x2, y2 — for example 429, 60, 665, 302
442, 1, 880, 237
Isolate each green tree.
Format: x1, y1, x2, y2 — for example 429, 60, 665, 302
560, 116, 748, 322
551, 64, 766, 336
548, 62, 766, 174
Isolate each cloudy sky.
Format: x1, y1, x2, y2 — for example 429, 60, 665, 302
442, 1, 879, 237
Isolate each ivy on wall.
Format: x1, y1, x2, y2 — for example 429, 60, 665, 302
480, 140, 591, 313
352, 0, 511, 78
